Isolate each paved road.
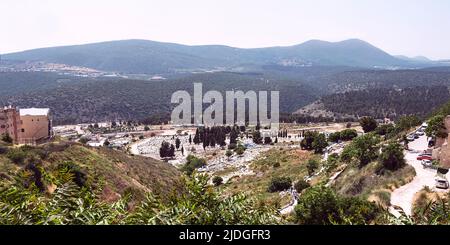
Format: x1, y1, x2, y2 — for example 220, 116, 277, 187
390, 135, 447, 217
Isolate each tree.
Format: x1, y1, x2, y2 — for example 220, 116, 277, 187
300, 131, 317, 150
226, 150, 233, 159
181, 146, 185, 156
212, 176, 223, 186
294, 180, 310, 193
312, 133, 328, 153
359, 117, 378, 133
252, 131, 263, 144
193, 129, 201, 144
339, 129, 358, 141
159, 141, 173, 159
295, 185, 380, 225
326, 153, 339, 173
267, 176, 292, 192
235, 144, 246, 156
189, 134, 192, 144
375, 124, 395, 136
79, 137, 89, 144
175, 138, 181, 150
341, 133, 381, 167
307, 159, 319, 176
181, 155, 207, 176
396, 115, 421, 132
379, 142, 405, 171
103, 140, 110, 147
264, 137, 272, 145
230, 128, 238, 145
426, 115, 447, 138
1, 133, 13, 144
328, 132, 341, 143
169, 144, 175, 158
274, 137, 278, 144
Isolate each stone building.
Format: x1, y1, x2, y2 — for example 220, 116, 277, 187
0, 106, 52, 144
0, 106, 21, 143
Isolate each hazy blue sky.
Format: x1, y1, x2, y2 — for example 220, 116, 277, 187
1, 0, 450, 59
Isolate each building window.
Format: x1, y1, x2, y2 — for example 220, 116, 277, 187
21, 129, 25, 133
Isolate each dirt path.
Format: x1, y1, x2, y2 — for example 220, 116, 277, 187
389, 135, 445, 217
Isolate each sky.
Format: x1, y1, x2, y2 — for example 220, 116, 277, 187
1, 0, 450, 59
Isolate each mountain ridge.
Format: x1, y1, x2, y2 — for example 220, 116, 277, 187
3, 38, 441, 74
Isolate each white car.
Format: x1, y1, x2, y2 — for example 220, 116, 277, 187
421, 159, 433, 168
406, 135, 415, 141
435, 176, 449, 189
416, 131, 425, 136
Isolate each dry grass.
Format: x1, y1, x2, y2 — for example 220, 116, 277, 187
0, 140, 182, 203
333, 161, 416, 203
222, 147, 319, 207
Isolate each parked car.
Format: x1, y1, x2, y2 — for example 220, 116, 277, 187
421, 159, 433, 168
414, 134, 420, 139
407, 135, 415, 141
416, 131, 425, 136
419, 153, 432, 156
417, 155, 433, 161
429, 139, 436, 147
435, 176, 449, 189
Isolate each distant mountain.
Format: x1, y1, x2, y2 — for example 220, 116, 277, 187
3, 39, 437, 74
395, 55, 433, 63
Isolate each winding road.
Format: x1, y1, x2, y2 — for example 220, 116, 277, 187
390, 135, 448, 217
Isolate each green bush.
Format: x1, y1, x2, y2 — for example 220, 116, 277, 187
0, 146, 8, 155
1, 133, 13, 144
295, 185, 380, 225
359, 117, 378, 133
212, 176, 223, 186
307, 159, 319, 176
182, 155, 207, 176
379, 142, 405, 171
6, 148, 27, 165
267, 176, 292, 193
294, 180, 310, 193
234, 144, 246, 156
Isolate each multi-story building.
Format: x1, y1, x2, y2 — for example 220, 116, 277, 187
19, 108, 53, 144
0, 106, 21, 143
0, 106, 52, 144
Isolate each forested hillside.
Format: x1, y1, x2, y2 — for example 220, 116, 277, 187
0, 72, 320, 124
320, 86, 450, 119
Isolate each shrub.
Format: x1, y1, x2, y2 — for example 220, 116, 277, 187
359, 117, 378, 133
328, 132, 341, 143
234, 144, 246, 156
0, 146, 8, 155
212, 176, 223, 186
379, 142, 405, 171
6, 148, 27, 165
79, 137, 89, 144
1, 133, 13, 144
225, 150, 233, 158
294, 180, 310, 193
228, 143, 237, 150
182, 155, 207, 176
267, 176, 292, 192
340, 129, 358, 141
295, 185, 380, 225
307, 159, 319, 176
